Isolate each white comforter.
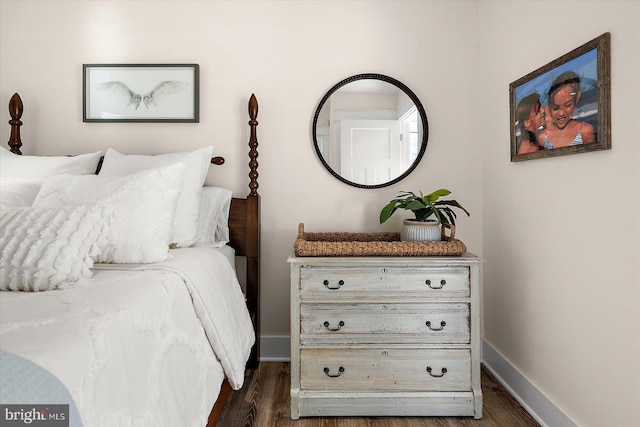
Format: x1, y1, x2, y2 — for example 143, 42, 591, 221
0, 246, 255, 427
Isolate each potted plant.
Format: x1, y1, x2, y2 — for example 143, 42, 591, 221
379, 189, 470, 242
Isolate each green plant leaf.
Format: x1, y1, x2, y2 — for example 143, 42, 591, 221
432, 208, 444, 224
398, 191, 416, 199
405, 199, 427, 211
436, 199, 470, 217
424, 188, 451, 202
441, 207, 457, 225
414, 208, 431, 222
379, 202, 398, 224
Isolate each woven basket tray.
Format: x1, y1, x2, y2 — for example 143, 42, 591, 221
293, 223, 467, 257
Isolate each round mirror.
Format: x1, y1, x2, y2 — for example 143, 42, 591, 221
312, 74, 428, 189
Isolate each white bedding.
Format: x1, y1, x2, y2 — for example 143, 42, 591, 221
0, 246, 254, 427
206, 243, 236, 270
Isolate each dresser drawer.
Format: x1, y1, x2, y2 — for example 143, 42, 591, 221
300, 348, 471, 391
299, 266, 470, 300
300, 303, 469, 344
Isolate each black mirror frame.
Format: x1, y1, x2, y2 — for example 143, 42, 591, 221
312, 73, 429, 189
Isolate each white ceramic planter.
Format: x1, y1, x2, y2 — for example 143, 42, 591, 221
401, 219, 456, 242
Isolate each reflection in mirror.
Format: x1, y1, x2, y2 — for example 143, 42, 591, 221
313, 74, 428, 189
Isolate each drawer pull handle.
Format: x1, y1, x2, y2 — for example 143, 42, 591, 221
324, 366, 345, 378
425, 279, 446, 289
426, 320, 446, 331
323, 279, 344, 290
323, 320, 345, 331
426, 366, 448, 377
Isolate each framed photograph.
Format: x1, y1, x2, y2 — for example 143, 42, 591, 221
509, 33, 610, 161
83, 64, 199, 123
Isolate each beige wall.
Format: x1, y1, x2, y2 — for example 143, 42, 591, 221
1, 1, 638, 426
477, 1, 640, 426
0, 0, 482, 333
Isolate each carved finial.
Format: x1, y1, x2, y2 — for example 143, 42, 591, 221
8, 93, 23, 154
248, 94, 258, 121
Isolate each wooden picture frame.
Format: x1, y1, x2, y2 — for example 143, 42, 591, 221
83, 64, 199, 123
509, 33, 610, 161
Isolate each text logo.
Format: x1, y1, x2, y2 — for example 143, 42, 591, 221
0, 405, 68, 426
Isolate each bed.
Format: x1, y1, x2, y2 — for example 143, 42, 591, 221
0, 93, 260, 427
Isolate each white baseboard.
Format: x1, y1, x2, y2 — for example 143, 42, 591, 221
259, 335, 291, 362
482, 340, 578, 427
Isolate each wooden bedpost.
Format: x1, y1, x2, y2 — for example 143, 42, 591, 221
248, 94, 259, 197
8, 93, 23, 154
246, 93, 260, 369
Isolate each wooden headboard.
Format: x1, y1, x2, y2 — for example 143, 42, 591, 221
6, 92, 261, 369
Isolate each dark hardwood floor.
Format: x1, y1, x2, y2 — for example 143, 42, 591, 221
217, 363, 540, 427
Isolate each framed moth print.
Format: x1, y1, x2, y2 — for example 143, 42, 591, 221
83, 64, 199, 122
509, 33, 610, 161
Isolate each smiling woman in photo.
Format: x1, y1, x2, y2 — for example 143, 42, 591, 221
540, 71, 595, 149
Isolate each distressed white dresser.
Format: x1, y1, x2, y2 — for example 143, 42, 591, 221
288, 253, 482, 419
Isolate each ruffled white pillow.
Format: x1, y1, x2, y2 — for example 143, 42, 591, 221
0, 205, 111, 291
33, 163, 186, 264
0, 147, 102, 179
99, 147, 213, 248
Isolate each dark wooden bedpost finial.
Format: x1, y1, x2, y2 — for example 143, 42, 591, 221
248, 94, 259, 196
8, 93, 23, 155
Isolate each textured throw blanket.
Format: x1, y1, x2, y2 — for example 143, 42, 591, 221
0, 247, 254, 427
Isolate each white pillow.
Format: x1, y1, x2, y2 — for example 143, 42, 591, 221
0, 205, 110, 291
33, 163, 185, 264
0, 178, 42, 208
99, 146, 213, 248
0, 147, 102, 179
194, 186, 233, 247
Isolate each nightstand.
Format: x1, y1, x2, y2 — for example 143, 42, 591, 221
288, 252, 482, 419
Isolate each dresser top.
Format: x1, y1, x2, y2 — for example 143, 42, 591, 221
288, 251, 482, 265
